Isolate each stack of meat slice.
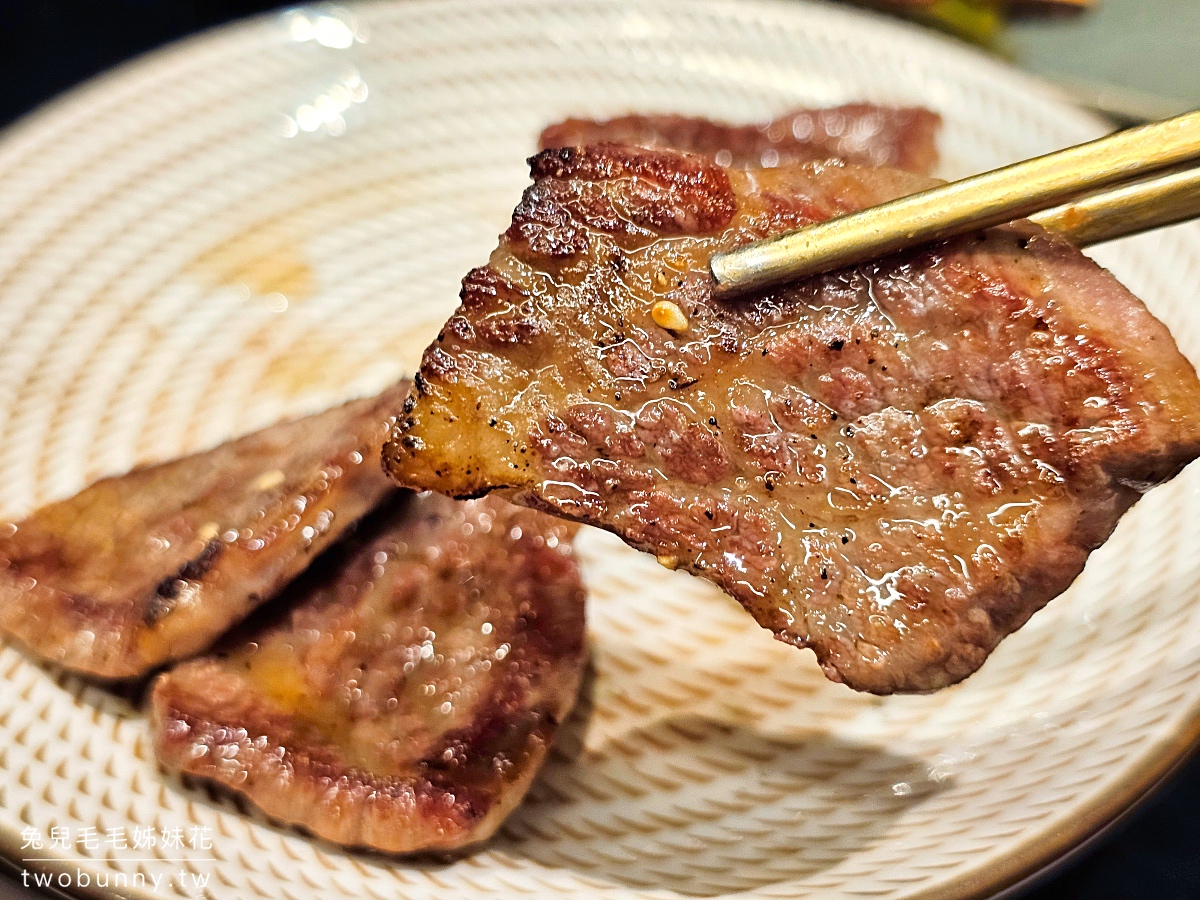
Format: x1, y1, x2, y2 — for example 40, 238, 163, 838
0, 384, 587, 851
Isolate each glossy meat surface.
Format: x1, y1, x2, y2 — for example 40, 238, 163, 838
151, 493, 585, 853
384, 145, 1200, 694
0, 386, 405, 678
539, 103, 941, 173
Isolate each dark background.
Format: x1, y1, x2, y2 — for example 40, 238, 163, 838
0, 2, 1197, 898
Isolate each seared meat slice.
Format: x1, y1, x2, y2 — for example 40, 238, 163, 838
539, 103, 941, 173
0, 385, 406, 678
383, 145, 1200, 694
151, 493, 585, 854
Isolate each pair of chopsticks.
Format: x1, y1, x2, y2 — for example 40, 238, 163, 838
710, 109, 1200, 298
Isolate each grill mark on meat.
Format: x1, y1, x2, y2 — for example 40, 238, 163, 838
383, 145, 1200, 694
565, 403, 645, 460
0, 384, 407, 678
730, 398, 796, 478
539, 103, 942, 174
151, 493, 585, 854
508, 146, 736, 260
635, 400, 732, 484
146, 538, 225, 625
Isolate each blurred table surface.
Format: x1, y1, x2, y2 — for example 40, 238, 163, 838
1009, 0, 1200, 122
0, 2, 1196, 898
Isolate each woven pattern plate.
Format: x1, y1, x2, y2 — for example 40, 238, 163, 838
0, 1, 1198, 898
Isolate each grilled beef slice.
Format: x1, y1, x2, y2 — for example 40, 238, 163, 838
152, 492, 585, 853
383, 145, 1200, 694
0, 385, 406, 678
540, 103, 941, 173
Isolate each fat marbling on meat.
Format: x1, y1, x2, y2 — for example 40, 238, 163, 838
0, 385, 405, 678
539, 103, 942, 173
383, 144, 1200, 694
151, 492, 585, 853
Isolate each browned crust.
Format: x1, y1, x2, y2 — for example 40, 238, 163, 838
383, 145, 1200, 694
150, 666, 565, 852
508, 144, 737, 260
0, 384, 408, 678
539, 103, 942, 174
150, 495, 586, 853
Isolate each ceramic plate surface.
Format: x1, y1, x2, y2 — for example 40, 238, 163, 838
1, 1, 1198, 898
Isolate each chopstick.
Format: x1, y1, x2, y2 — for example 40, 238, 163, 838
1029, 165, 1200, 246
710, 110, 1200, 298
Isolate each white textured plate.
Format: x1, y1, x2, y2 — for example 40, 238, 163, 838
1, 1, 1198, 898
